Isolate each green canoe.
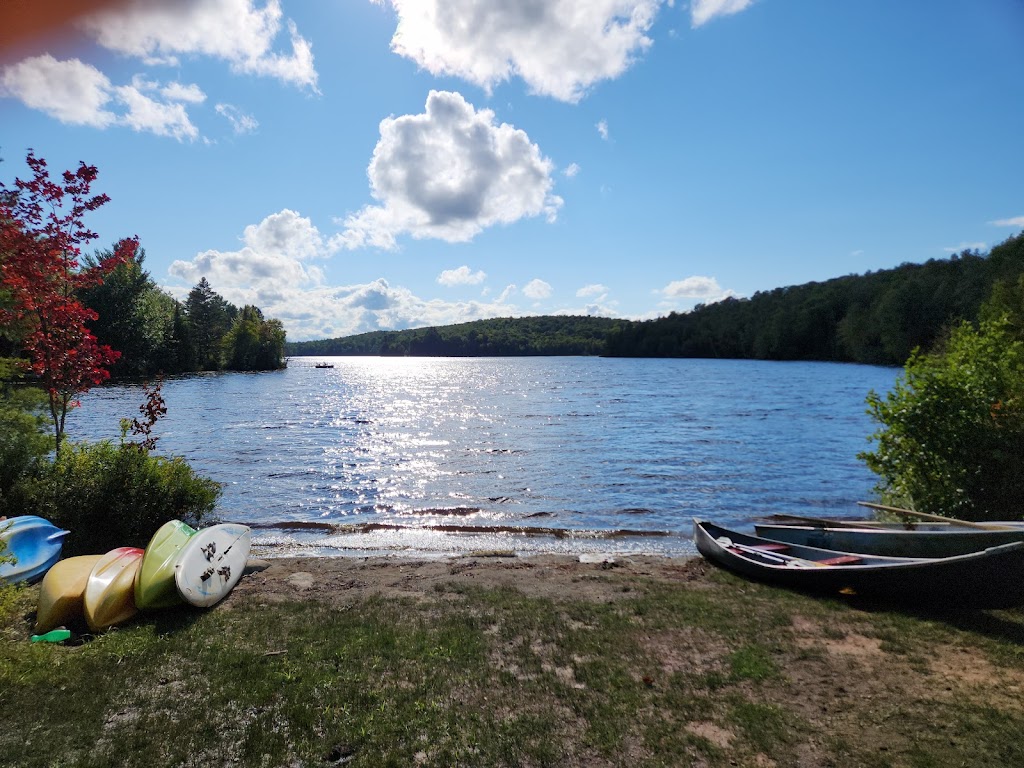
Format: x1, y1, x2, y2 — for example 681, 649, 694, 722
134, 520, 198, 610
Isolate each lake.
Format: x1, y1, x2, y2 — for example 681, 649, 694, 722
67, 357, 898, 558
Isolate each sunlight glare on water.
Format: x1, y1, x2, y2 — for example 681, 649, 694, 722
67, 357, 897, 558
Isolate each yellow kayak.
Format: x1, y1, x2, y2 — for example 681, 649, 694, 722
134, 520, 197, 610
84, 547, 144, 632
34, 555, 103, 633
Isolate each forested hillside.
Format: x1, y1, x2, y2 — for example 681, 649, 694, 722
607, 233, 1024, 365
287, 315, 623, 357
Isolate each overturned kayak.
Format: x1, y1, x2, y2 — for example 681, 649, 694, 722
35, 555, 103, 633
175, 524, 252, 608
0, 516, 70, 584
694, 519, 1024, 608
135, 520, 198, 610
84, 548, 144, 632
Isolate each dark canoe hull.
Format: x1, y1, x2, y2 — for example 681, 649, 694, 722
753, 523, 1024, 558
694, 520, 1024, 608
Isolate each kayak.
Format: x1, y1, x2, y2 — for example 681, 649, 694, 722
34, 555, 103, 633
175, 524, 252, 608
84, 547, 144, 632
0, 516, 71, 584
134, 520, 198, 610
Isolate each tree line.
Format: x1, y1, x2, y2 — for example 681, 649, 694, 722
77, 251, 286, 376
606, 232, 1024, 365
287, 315, 622, 357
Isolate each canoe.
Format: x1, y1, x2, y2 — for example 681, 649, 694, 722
174, 524, 252, 608
0, 516, 71, 584
84, 547, 144, 632
35, 555, 103, 633
693, 519, 1024, 608
135, 520, 198, 610
753, 522, 1024, 558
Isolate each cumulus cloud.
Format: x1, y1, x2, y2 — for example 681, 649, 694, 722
659, 275, 728, 299
990, 215, 1024, 228
163, 209, 546, 339
0, 54, 200, 139
656, 276, 737, 310
216, 103, 259, 134
373, 0, 663, 102
691, 0, 757, 28
168, 209, 329, 301
523, 278, 553, 300
576, 283, 608, 298
81, 0, 318, 91
437, 265, 487, 286
336, 90, 562, 249
596, 119, 609, 140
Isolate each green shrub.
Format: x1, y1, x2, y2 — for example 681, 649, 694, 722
16, 440, 221, 556
0, 374, 52, 517
860, 317, 1024, 520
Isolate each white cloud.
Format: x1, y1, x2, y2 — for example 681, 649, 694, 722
656, 276, 737, 308
0, 55, 201, 140
163, 209, 543, 339
596, 119, 609, 140
81, 0, 318, 91
437, 265, 487, 286
161, 81, 206, 103
337, 90, 562, 249
576, 283, 608, 298
0, 55, 117, 127
990, 216, 1024, 228
943, 241, 986, 254
523, 278, 553, 299
216, 103, 259, 134
691, 0, 756, 28
373, 0, 664, 102
564, 162, 581, 178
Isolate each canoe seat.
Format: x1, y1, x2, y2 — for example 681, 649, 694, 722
817, 555, 862, 566
750, 543, 790, 552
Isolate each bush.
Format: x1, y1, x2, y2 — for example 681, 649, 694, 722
0, 371, 52, 516
16, 441, 221, 556
860, 317, 1024, 520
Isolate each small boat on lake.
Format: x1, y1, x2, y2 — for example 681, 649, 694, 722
753, 519, 1024, 558
314, 362, 334, 369
693, 519, 1024, 608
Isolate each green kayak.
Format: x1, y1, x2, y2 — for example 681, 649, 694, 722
134, 520, 198, 610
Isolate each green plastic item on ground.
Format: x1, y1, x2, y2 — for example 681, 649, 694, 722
31, 628, 71, 643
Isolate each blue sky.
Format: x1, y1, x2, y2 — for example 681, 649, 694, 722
2, 0, 1023, 341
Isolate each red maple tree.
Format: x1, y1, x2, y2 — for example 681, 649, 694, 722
0, 151, 137, 451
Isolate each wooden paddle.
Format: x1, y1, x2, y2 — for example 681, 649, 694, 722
761, 513, 885, 529
856, 501, 1018, 531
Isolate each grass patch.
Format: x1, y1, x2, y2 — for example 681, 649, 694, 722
2, 559, 1024, 767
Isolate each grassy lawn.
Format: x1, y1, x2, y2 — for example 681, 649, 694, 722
2, 556, 1024, 767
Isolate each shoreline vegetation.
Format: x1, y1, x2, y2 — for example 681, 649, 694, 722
4, 553, 1024, 766
286, 232, 1024, 368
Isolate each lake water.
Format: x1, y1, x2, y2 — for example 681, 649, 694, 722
67, 357, 898, 558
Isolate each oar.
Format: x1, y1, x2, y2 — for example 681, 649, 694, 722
715, 537, 818, 567
761, 513, 885, 529
856, 501, 1018, 531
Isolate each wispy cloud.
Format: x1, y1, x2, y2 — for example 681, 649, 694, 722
564, 162, 581, 178
596, 119, 609, 140
990, 215, 1024, 228
691, 0, 757, 28
943, 241, 986, 254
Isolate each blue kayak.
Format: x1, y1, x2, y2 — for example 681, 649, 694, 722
0, 516, 71, 584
